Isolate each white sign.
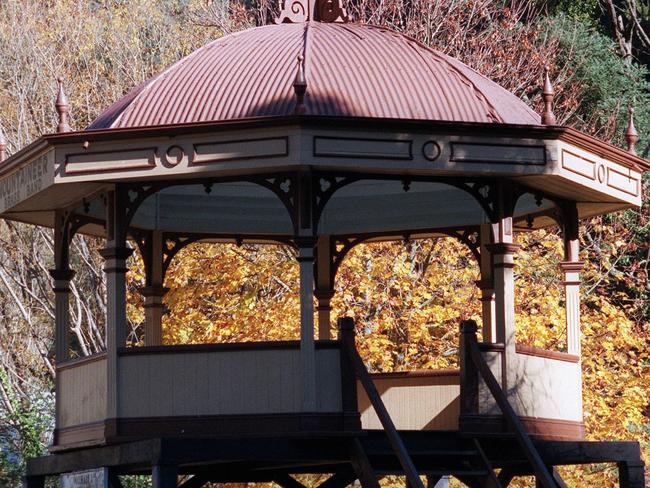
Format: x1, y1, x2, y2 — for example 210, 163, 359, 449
61, 468, 108, 488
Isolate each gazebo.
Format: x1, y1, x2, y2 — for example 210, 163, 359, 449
1, 1, 646, 487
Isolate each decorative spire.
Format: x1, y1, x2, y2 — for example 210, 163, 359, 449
293, 54, 307, 115
277, 0, 350, 24
625, 105, 639, 155
541, 65, 556, 125
55, 77, 71, 133
0, 127, 6, 163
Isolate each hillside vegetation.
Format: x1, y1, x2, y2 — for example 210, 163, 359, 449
0, 1, 648, 486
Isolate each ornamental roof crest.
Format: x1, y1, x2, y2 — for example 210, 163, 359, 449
277, 0, 350, 23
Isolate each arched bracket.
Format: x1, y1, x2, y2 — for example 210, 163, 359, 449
438, 227, 481, 265
328, 235, 372, 283
313, 174, 361, 231
123, 183, 170, 230
447, 181, 499, 222
161, 234, 204, 278
249, 173, 299, 233
54, 210, 98, 271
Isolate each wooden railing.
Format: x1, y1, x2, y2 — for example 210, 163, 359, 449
460, 320, 560, 488
338, 318, 424, 488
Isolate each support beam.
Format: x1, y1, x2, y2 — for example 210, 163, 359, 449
152, 465, 178, 488
297, 237, 317, 411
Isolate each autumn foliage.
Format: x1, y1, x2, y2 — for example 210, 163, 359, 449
0, 1, 648, 487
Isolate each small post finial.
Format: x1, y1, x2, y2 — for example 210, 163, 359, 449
55, 76, 71, 133
0, 127, 7, 163
293, 54, 307, 115
625, 105, 639, 155
541, 65, 557, 125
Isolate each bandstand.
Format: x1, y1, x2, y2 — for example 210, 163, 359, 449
0, 1, 647, 486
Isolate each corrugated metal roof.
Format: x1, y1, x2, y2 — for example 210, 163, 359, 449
88, 22, 540, 130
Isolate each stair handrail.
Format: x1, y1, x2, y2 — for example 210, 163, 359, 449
338, 317, 424, 488
460, 320, 558, 488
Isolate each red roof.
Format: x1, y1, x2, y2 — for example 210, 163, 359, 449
88, 22, 540, 130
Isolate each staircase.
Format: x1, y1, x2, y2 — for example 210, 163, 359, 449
339, 317, 568, 488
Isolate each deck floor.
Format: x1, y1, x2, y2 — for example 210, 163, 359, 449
27, 430, 643, 484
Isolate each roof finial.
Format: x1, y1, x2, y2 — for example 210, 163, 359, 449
277, 0, 350, 23
625, 105, 639, 155
293, 54, 307, 115
541, 65, 556, 125
55, 77, 71, 133
0, 127, 7, 163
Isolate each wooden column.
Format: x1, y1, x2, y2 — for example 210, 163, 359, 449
476, 223, 496, 342
141, 230, 167, 346
100, 189, 133, 424
297, 237, 317, 411
561, 202, 583, 356
51, 269, 75, 362
485, 185, 519, 391
459, 320, 479, 416
51, 211, 75, 363
338, 317, 359, 429
315, 235, 334, 340
51, 211, 75, 440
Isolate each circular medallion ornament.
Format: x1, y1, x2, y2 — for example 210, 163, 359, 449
163, 145, 186, 167
597, 163, 606, 184
422, 141, 441, 162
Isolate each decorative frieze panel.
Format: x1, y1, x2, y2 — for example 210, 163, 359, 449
313, 136, 413, 160
607, 166, 639, 196
193, 137, 289, 164
450, 142, 547, 165
560, 150, 595, 180
560, 146, 641, 203
65, 148, 157, 175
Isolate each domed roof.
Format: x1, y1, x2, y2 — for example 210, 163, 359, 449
88, 22, 540, 130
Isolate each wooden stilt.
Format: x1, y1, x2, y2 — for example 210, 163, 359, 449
177, 474, 209, 488
108, 470, 124, 488
316, 471, 357, 488
23, 476, 45, 488
496, 470, 515, 487
618, 461, 645, 488
273, 474, 308, 488
152, 465, 178, 488
350, 438, 381, 488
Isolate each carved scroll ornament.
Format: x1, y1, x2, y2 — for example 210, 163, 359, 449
277, 0, 350, 23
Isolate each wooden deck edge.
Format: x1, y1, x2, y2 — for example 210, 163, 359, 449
459, 414, 585, 441
54, 412, 362, 448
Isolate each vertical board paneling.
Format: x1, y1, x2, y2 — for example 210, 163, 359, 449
118, 347, 342, 417
59, 357, 107, 427
358, 372, 460, 430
